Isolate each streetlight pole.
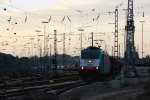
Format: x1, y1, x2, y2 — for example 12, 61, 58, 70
35, 30, 41, 75
91, 32, 93, 47
78, 28, 84, 50
41, 21, 49, 80
30, 38, 34, 57
140, 21, 146, 67
41, 21, 49, 57
35, 30, 41, 57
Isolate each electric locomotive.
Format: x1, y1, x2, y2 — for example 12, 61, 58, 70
79, 46, 111, 80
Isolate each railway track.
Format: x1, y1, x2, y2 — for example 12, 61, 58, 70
55, 81, 90, 95
0, 74, 79, 89
0, 74, 117, 99
53, 77, 113, 96
0, 74, 85, 99
0, 80, 86, 99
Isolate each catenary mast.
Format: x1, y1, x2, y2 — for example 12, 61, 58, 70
125, 0, 136, 76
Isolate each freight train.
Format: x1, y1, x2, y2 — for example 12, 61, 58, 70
79, 46, 122, 80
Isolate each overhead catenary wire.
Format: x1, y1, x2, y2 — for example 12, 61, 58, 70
0, 0, 149, 57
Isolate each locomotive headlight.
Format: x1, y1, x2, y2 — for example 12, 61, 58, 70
81, 67, 84, 69
96, 67, 99, 69
89, 60, 92, 63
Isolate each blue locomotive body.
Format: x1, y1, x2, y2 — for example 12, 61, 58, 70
79, 46, 111, 80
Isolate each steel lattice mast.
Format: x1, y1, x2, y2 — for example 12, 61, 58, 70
114, 9, 119, 74
114, 9, 118, 59
125, 0, 136, 75
53, 30, 58, 77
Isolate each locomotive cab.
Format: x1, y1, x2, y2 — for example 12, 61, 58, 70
79, 46, 110, 80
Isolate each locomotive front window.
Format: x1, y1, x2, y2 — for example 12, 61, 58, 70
81, 52, 99, 59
